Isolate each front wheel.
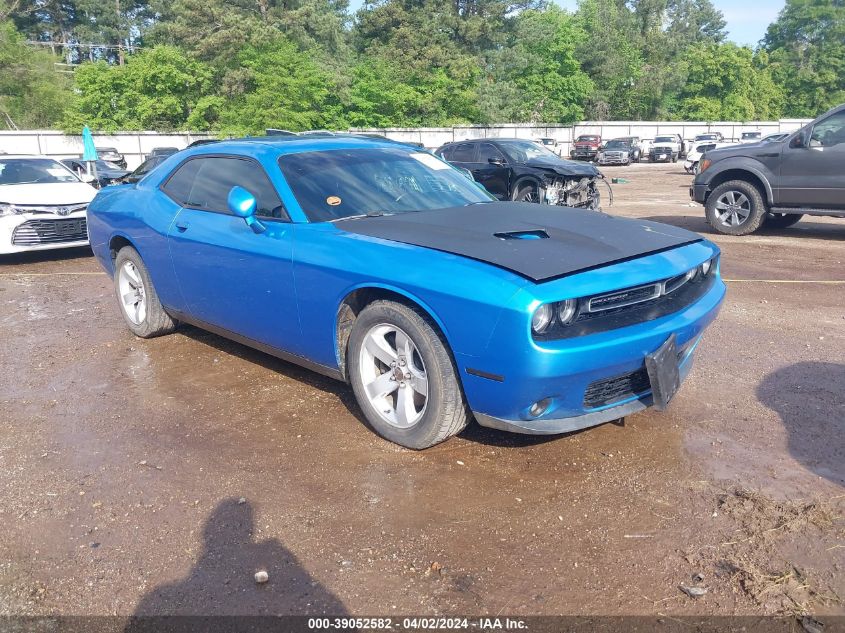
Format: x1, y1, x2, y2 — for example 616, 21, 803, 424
348, 301, 469, 449
512, 181, 542, 204
705, 180, 768, 236
114, 246, 177, 338
766, 213, 803, 229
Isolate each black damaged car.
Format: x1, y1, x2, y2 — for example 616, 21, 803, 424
435, 138, 609, 209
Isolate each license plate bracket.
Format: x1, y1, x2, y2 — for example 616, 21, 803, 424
645, 334, 680, 411
57, 220, 81, 235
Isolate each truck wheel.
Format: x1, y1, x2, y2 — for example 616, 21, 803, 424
705, 180, 767, 236
348, 300, 469, 449
766, 213, 803, 229
114, 246, 178, 338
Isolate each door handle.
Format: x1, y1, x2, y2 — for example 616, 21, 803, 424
175, 220, 189, 232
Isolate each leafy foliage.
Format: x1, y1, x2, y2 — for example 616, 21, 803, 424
0, 0, 843, 131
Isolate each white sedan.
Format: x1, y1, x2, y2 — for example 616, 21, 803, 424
0, 156, 98, 254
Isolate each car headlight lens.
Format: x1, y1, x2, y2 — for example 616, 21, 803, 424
0, 203, 21, 217
701, 256, 717, 276
531, 304, 553, 334
557, 299, 577, 325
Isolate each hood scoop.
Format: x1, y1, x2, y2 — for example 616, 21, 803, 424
494, 230, 549, 241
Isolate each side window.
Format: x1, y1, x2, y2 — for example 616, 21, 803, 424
477, 143, 506, 164
450, 143, 477, 163
811, 112, 845, 147
163, 157, 287, 220
439, 146, 454, 161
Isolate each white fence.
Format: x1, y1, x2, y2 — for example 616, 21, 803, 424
0, 131, 215, 169
0, 119, 812, 168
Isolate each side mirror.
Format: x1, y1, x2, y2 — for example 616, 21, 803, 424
227, 185, 265, 234
488, 157, 505, 166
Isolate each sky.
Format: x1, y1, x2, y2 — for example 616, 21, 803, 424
554, 0, 786, 46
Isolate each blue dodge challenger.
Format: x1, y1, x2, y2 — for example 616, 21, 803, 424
87, 135, 725, 449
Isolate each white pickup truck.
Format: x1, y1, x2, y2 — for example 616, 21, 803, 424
649, 134, 684, 163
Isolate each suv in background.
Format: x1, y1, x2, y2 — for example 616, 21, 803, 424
570, 134, 602, 161
436, 138, 606, 209
691, 103, 845, 235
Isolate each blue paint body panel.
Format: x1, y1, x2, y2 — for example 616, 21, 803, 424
87, 136, 725, 434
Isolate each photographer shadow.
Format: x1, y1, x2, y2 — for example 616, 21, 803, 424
124, 498, 347, 631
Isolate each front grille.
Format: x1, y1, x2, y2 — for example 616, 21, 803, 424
583, 343, 694, 409
588, 283, 661, 313
584, 368, 651, 409
12, 218, 88, 246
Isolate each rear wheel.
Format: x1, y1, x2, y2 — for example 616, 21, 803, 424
705, 180, 768, 236
348, 301, 468, 449
114, 246, 177, 338
766, 213, 803, 229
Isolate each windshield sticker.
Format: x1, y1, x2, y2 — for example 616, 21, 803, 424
326, 196, 342, 206
410, 153, 449, 170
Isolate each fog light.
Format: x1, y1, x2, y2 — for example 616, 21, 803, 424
529, 398, 552, 418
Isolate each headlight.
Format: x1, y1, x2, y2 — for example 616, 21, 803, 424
531, 304, 553, 334
622, 152, 629, 158
701, 256, 717, 276
557, 299, 577, 325
0, 203, 15, 217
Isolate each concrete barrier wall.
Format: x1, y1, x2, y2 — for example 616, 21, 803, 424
0, 131, 216, 169
0, 119, 812, 168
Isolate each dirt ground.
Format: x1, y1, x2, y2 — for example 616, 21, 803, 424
0, 163, 843, 622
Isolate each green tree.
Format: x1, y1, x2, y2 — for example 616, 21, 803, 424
64, 45, 214, 131
0, 20, 73, 128
216, 38, 346, 134
764, 0, 845, 118
672, 43, 784, 121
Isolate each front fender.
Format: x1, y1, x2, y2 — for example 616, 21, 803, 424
697, 157, 776, 204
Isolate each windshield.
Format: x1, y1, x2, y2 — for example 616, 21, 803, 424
696, 144, 717, 153
497, 140, 558, 163
695, 135, 717, 141
0, 158, 79, 185
576, 136, 599, 142
742, 133, 760, 139
654, 136, 675, 143
277, 148, 494, 222
605, 140, 630, 149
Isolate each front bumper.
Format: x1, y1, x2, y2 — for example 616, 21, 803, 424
0, 212, 89, 254
571, 149, 598, 160
598, 157, 629, 165
690, 183, 708, 204
650, 152, 674, 162
474, 339, 697, 435
462, 246, 725, 435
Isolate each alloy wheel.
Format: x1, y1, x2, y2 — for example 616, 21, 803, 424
359, 324, 428, 429
118, 261, 147, 325
714, 190, 751, 228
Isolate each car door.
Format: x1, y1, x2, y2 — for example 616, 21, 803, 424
471, 143, 510, 199
778, 110, 845, 208
163, 155, 304, 355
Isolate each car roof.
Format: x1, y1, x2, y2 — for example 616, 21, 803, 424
169, 134, 424, 160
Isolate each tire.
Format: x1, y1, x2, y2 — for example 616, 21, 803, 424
348, 300, 468, 449
672, 153, 678, 163
114, 246, 177, 338
705, 180, 768, 236
512, 181, 542, 204
766, 213, 803, 229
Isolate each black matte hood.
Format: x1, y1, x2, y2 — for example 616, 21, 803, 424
335, 202, 702, 283
524, 157, 599, 177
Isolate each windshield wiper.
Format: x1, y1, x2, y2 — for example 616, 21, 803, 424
330, 210, 392, 222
